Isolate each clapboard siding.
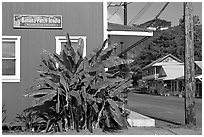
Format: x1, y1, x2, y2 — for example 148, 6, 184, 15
2, 2, 103, 122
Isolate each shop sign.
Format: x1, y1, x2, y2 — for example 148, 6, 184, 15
13, 14, 62, 28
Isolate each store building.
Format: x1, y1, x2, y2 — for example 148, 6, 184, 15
2, 2, 153, 122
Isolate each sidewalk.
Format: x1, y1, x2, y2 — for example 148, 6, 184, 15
45, 126, 203, 135
4, 126, 202, 135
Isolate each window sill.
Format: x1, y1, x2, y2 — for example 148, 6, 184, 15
2, 79, 20, 83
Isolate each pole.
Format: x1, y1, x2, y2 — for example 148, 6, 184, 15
124, 2, 127, 25
184, 2, 196, 126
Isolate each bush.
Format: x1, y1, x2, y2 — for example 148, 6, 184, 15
22, 34, 132, 133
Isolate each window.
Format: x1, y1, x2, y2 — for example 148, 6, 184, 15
55, 36, 86, 57
2, 36, 21, 82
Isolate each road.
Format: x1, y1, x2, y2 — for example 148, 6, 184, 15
126, 92, 202, 128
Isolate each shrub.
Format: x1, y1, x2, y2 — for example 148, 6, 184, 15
23, 33, 132, 133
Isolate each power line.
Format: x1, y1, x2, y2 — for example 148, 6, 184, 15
108, 2, 123, 21
107, 2, 112, 8
118, 2, 170, 56
108, 2, 132, 7
154, 2, 169, 20
128, 2, 152, 25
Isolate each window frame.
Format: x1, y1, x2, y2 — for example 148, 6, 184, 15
55, 36, 87, 57
2, 36, 21, 82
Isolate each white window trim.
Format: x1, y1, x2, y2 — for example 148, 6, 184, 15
2, 36, 21, 82
107, 30, 153, 36
55, 36, 87, 58
103, 2, 108, 49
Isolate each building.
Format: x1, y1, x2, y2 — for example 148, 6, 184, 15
107, 22, 153, 57
2, 2, 153, 122
142, 54, 202, 96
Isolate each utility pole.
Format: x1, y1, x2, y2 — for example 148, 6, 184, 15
184, 2, 196, 126
124, 2, 127, 25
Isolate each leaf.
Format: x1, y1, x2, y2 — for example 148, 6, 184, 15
93, 97, 103, 103
43, 76, 59, 90
59, 72, 68, 92
103, 56, 133, 68
110, 79, 133, 97
62, 50, 73, 72
77, 38, 84, 57
57, 121, 63, 132
24, 83, 50, 97
75, 60, 84, 74
103, 110, 111, 127
56, 88, 60, 114
24, 89, 56, 97
99, 44, 117, 61
69, 91, 82, 105
75, 38, 84, 65
83, 57, 89, 70
36, 65, 60, 76
33, 92, 56, 106
93, 80, 110, 90
82, 76, 95, 87
92, 102, 98, 113
107, 99, 121, 115
64, 33, 76, 63
88, 39, 108, 65
107, 99, 124, 127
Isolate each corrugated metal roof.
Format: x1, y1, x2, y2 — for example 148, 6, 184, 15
142, 54, 183, 70
108, 22, 153, 32
158, 65, 184, 81
195, 61, 202, 69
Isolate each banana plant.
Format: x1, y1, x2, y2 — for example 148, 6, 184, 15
23, 33, 133, 133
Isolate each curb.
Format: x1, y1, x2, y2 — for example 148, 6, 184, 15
126, 109, 155, 127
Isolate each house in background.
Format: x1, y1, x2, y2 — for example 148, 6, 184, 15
142, 54, 184, 94
176, 61, 202, 97
141, 54, 202, 97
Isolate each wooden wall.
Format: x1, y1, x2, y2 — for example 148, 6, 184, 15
2, 2, 103, 122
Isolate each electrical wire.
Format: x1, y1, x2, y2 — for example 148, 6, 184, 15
107, 2, 112, 8
118, 2, 170, 56
108, 2, 123, 21
108, 2, 132, 7
128, 2, 152, 25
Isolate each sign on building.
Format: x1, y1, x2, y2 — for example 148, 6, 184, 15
13, 14, 62, 29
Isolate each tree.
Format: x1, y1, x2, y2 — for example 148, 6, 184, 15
129, 16, 202, 73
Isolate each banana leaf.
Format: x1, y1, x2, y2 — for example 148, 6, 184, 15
103, 56, 133, 68
75, 38, 84, 65
107, 99, 125, 127
103, 110, 111, 127
62, 50, 73, 72
64, 33, 76, 63
77, 38, 84, 57
92, 102, 99, 113
69, 91, 82, 105
110, 79, 132, 97
33, 92, 57, 106
24, 89, 56, 97
24, 83, 50, 96
56, 89, 60, 114
43, 76, 60, 90
36, 65, 60, 76
99, 44, 117, 61
59, 72, 68, 92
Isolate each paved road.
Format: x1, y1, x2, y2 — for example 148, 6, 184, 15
126, 92, 202, 128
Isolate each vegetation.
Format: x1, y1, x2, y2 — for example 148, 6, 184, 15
4, 34, 132, 133
129, 17, 202, 88
129, 17, 202, 73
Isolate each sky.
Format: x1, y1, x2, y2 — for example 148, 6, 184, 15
108, 2, 202, 26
